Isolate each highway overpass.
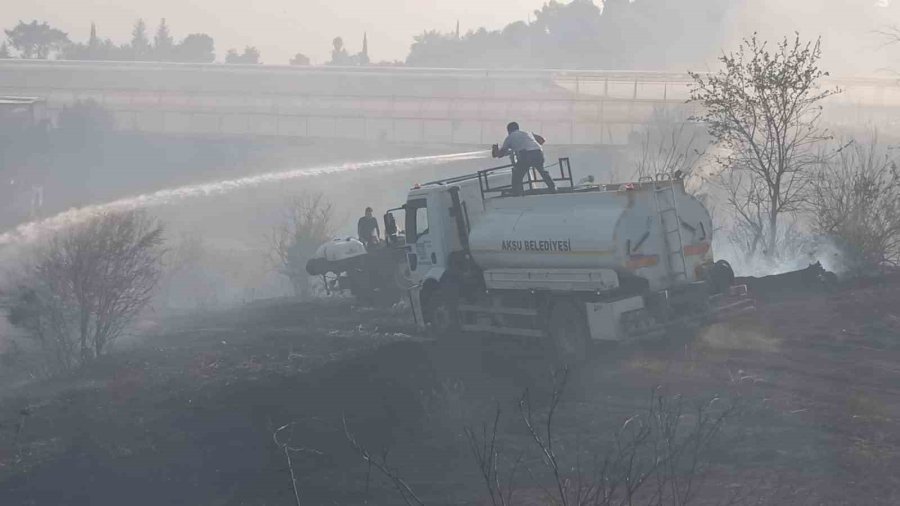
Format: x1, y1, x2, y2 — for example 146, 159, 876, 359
1, 59, 898, 145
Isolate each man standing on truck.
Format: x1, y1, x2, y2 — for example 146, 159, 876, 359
492, 122, 556, 196
357, 207, 380, 249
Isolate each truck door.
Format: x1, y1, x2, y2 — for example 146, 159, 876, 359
405, 194, 448, 277
405, 198, 432, 274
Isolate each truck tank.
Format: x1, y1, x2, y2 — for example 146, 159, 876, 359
466, 181, 713, 291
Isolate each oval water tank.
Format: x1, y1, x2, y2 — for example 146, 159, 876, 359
467, 183, 713, 290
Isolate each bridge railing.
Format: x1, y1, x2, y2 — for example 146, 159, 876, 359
1, 60, 898, 144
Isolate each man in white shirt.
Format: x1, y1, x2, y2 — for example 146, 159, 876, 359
492, 121, 556, 196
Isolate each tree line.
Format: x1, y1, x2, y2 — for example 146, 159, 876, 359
407, 0, 735, 69
407, 0, 899, 70
1, 19, 288, 65
0, 18, 378, 66
4, 0, 724, 68
5, 1, 897, 69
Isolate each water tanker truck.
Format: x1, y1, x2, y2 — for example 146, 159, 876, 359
398, 158, 741, 359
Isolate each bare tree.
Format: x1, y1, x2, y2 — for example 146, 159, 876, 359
630, 110, 706, 184
336, 367, 736, 506
464, 405, 522, 506
271, 193, 335, 298
690, 34, 838, 259
721, 170, 768, 259
156, 231, 217, 312
343, 415, 425, 506
810, 135, 900, 272
632, 126, 701, 182
273, 421, 325, 506
3, 210, 165, 370
519, 368, 572, 506
517, 369, 735, 506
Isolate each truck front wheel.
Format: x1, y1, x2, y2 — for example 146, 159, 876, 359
425, 283, 460, 339
547, 300, 589, 365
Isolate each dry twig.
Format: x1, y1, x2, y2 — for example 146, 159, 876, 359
343, 415, 425, 506
272, 421, 325, 506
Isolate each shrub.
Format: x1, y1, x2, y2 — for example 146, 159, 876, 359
2, 210, 165, 371
56, 99, 115, 135
810, 137, 900, 273
271, 193, 335, 298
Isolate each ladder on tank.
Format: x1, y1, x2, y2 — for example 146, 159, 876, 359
650, 178, 689, 282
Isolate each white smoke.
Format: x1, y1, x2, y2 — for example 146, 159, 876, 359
713, 235, 845, 278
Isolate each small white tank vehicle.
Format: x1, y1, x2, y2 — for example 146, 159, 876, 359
308, 238, 368, 270
307, 228, 412, 304
398, 158, 741, 360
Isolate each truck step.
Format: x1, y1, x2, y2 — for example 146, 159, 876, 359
458, 304, 539, 316
461, 324, 545, 338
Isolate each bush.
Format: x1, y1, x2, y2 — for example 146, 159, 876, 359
271, 193, 335, 298
56, 99, 115, 137
2, 210, 165, 372
810, 137, 900, 273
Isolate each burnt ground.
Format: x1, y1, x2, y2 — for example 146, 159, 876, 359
1, 280, 900, 505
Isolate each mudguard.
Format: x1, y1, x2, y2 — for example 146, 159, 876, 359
423, 266, 446, 285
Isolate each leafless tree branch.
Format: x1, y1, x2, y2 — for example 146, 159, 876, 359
270, 192, 336, 298
343, 415, 425, 506
273, 421, 325, 506
464, 404, 523, 506
520, 366, 571, 506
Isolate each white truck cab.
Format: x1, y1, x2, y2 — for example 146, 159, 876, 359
404, 186, 452, 289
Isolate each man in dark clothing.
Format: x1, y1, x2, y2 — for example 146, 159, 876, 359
357, 207, 380, 248
492, 121, 556, 196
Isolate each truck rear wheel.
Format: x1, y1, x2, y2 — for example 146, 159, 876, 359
547, 300, 589, 365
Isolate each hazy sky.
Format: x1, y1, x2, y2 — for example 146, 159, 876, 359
2, 0, 549, 64
3, 1, 899, 71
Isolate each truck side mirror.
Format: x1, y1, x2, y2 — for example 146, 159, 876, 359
384, 212, 398, 236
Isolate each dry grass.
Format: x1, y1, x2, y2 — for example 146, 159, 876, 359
697, 322, 781, 353
847, 393, 893, 423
